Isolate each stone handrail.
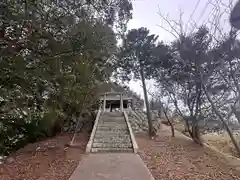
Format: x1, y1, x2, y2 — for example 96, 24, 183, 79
135, 110, 145, 121
85, 110, 102, 153
139, 110, 146, 118
123, 111, 138, 153
131, 110, 143, 122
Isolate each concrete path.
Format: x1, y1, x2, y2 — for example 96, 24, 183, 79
69, 153, 155, 180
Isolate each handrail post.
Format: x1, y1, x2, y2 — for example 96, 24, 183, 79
120, 93, 124, 112
103, 93, 106, 112
86, 110, 102, 153
123, 111, 138, 153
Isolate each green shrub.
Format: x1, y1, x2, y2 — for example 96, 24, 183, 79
0, 109, 64, 155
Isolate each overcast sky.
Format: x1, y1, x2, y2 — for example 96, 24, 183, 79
127, 0, 236, 98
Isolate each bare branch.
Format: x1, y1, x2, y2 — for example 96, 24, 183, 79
157, 7, 182, 38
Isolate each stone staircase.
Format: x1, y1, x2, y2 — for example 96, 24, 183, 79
91, 112, 134, 153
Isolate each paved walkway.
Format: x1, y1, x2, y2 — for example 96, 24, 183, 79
69, 153, 155, 180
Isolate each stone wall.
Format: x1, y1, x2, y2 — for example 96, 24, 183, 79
128, 110, 161, 134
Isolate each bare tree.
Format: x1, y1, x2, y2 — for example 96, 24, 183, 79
156, 1, 240, 154
150, 91, 175, 137
199, 29, 240, 156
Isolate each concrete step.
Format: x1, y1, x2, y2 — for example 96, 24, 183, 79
101, 114, 123, 117
93, 135, 131, 140
91, 147, 133, 153
93, 139, 132, 144
99, 119, 125, 122
93, 134, 131, 139
97, 124, 127, 127
98, 124, 127, 127
100, 117, 123, 119
94, 134, 131, 139
95, 131, 129, 135
92, 143, 133, 148
99, 119, 126, 123
97, 123, 127, 126
100, 115, 124, 117
95, 131, 130, 136
99, 121, 126, 124
98, 121, 126, 124
99, 121, 127, 126
94, 134, 129, 138
100, 116, 123, 118
93, 138, 132, 143
99, 117, 125, 119
96, 127, 128, 131
102, 113, 123, 116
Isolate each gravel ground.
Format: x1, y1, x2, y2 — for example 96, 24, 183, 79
136, 125, 240, 180
0, 133, 89, 180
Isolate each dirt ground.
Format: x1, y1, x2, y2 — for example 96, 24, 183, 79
203, 132, 240, 157
174, 120, 240, 157
3, 125, 240, 180
136, 125, 240, 180
0, 133, 89, 180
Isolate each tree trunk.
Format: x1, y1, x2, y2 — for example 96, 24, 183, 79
192, 119, 202, 145
192, 86, 202, 145
140, 67, 153, 137
183, 121, 188, 132
162, 106, 175, 137
203, 84, 240, 156
185, 117, 194, 138
171, 94, 193, 138
159, 101, 175, 137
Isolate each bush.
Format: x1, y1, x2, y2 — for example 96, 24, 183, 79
0, 109, 64, 155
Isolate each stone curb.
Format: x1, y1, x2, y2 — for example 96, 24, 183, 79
86, 110, 102, 153
124, 111, 139, 153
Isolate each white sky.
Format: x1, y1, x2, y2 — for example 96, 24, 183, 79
127, 0, 237, 98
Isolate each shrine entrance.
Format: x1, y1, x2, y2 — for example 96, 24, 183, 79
106, 100, 120, 112
99, 92, 132, 112
105, 100, 129, 112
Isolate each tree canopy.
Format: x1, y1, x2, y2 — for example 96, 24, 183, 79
115, 27, 173, 136
115, 27, 159, 81
0, 0, 133, 155
116, 22, 240, 153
